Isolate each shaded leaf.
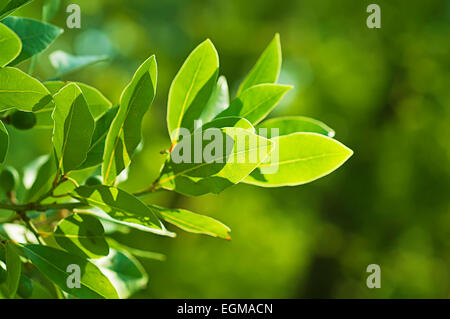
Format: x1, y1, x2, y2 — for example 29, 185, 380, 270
49, 50, 108, 78
52, 83, 95, 173
236, 33, 281, 96
244, 133, 353, 187
0, 23, 21, 67
159, 127, 273, 196
72, 185, 164, 233
2, 17, 63, 65
199, 116, 254, 132
52, 213, 109, 259
197, 75, 229, 124
6, 242, 21, 298
257, 116, 335, 137
149, 204, 231, 240
42, 0, 60, 22
0, 0, 33, 20
16, 243, 119, 299
167, 39, 219, 141
0, 121, 8, 165
0, 67, 52, 112
102, 55, 157, 185
23, 154, 56, 202
92, 249, 148, 299
79, 106, 119, 169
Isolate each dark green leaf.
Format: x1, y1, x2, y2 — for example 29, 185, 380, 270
72, 185, 164, 233
2, 17, 63, 65
16, 243, 119, 299
102, 55, 157, 185
6, 242, 21, 298
23, 154, 56, 202
53, 213, 109, 259
0, 0, 33, 21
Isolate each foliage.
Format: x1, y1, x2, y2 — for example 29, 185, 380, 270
0, 1, 352, 299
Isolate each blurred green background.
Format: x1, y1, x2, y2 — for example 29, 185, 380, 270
5, 0, 450, 298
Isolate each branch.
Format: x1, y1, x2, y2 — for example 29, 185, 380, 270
0, 201, 88, 212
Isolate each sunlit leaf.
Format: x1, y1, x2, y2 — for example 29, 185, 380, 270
159, 127, 273, 196
149, 204, 231, 240
0, 67, 52, 112
215, 83, 292, 125
236, 33, 281, 96
0, 23, 21, 67
52, 83, 95, 173
244, 133, 353, 187
257, 116, 335, 137
167, 39, 219, 141
102, 55, 157, 185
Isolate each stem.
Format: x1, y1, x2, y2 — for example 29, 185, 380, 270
133, 178, 162, 197
17, 211, 44, 245
0, 201, 88, 212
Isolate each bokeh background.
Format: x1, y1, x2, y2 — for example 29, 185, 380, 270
5, 0, 450, 298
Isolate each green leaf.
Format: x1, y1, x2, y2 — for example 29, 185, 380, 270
102, 55, 157, 185
159, 127, 273, 196
0, 223, 38, 244
0, 0, 33, 21
42, 0, 60, 22
78, 106, 118, 169
199, 116, 254, 132
23, 154, 56, 202
71, 185, 164, 233
52, 213, 109, 259
92, 249, 148, 299
167, 39, 219, 141
0, 23, 21, 67
257, 116, 335, 137
215, 83, 292, 125
0, 67, 52, 112
236, 33, 281, 96
2, 17, 63, 65
16, 243, 119, 299
106, 238, 165, 261
44, 81, 112, 119
149, 204, 231, 240
6, 242, 21, 298
52, 83, 95, 173
244, 133, 353, 187
49, 50, 108, 78
0, 121, 8, 165
197, 75, 229, 124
